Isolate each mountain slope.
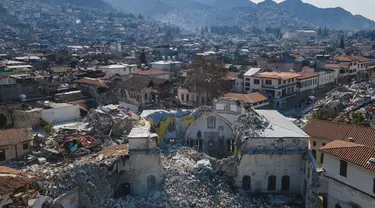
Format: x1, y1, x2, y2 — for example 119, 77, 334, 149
278, 0, 375, 30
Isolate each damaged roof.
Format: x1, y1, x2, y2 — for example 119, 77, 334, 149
100, 144, 129, 157
0, 166, 39, 195
119, 75, 167, 91
255, 110, 309, 138
0, 128, 33, 147
335, 56, 369, 62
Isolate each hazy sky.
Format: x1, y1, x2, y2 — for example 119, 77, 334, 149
251, 0, 375, 21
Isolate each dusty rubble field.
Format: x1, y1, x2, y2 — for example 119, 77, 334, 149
111, 147, 277, 208
25, 147, 276, 208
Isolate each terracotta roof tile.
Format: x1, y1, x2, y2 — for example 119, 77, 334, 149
223, 92, 268, 104
75, 77, 109, 88
0, 128, 33, 147
296, 72, 319, 80
335, 56, 369, 62
254, 72, 301, 80
303, 120, 375, 147
320, 140, 375, 172
324, 64, 349, 70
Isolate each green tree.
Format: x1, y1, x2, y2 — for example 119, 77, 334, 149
311, 109, 326, 120
351, 112, 369, 127
339, 36, 345, 49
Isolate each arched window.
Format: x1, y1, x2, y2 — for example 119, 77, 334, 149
281, 175, 290, 191
312, 149, 317, 159
147, 175, 156, 190
268, 175, 276, 191
197, 131, 202, 139
242, 175, 251, 191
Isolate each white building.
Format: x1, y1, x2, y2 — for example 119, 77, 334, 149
243, 68, 261, 93
320, 140, 375, 208
41, 103, 81, 125
283, 30, 317, 40
334, 56, 369, 80
236, 110, 320, 208
150, 60, 182, 71
296, 72, 319, 93
304, 120, 375, 208
97, 64, 138, 76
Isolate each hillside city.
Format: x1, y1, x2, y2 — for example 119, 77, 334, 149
1, 0, 375, 208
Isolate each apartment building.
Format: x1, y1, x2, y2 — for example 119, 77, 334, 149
243, 69, 319, 109
303, 120, 375, 208
334, 56, 369, 81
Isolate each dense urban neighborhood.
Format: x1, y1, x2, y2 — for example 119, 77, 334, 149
1, 0, 375, 208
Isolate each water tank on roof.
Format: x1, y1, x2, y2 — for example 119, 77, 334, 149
19, 94, 27, 101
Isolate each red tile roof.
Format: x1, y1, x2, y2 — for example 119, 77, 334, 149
320, 140, 375, 172
335, 56, 369, 62
0, 166, 39, 195
0, 128, 33, 147
223, 92, 268, 104
324, 64, 349, 70
296, 72, 319, 80
303, 120, 375, 147
75, 77, 109, 88
136, 69, 169, 76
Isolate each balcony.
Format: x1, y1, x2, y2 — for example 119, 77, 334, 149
262, 82, 296, 89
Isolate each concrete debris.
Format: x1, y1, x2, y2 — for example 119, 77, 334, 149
87, 104, 139, 137
161, 147, 260, 208
232, 110, 269, 140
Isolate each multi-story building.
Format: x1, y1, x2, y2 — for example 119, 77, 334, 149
243, 70, 320, 109
97, 64, 138, 77
303, 120, 375, 208
334, 56, 369, 81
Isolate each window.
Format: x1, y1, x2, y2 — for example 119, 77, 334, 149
312, 150, 317, 159
322, 143, 326, 147
181, 94, 185, 101
245, 82, 250, 87
23, 143, 28, 150
254, 79, 260, 84
197, 131, 202, 139
245, 78, 250, 81
320, 153, 324, 164
147, 175, 156, 190
340, 160, 347, 177
265, 80, 272, 85
187, 139, 194, 147
313, 141, 316, 146
242, 176, 251, 191
278, 80, 281, 85
281, 176, 290, 191
373, 178, 375, 194
268, 175, 276, 191
283, 80, 287, 84
0, 150, 4, 161
186, 94, 190, 102
207, 116, 216, 129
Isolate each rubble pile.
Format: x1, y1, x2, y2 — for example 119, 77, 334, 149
87, 104, 139, 137
161, 147, 265, 208
232, 110, 269, 140
24, 145, 129, 207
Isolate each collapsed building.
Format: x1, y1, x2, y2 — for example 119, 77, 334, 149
138, 97, 321, 207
